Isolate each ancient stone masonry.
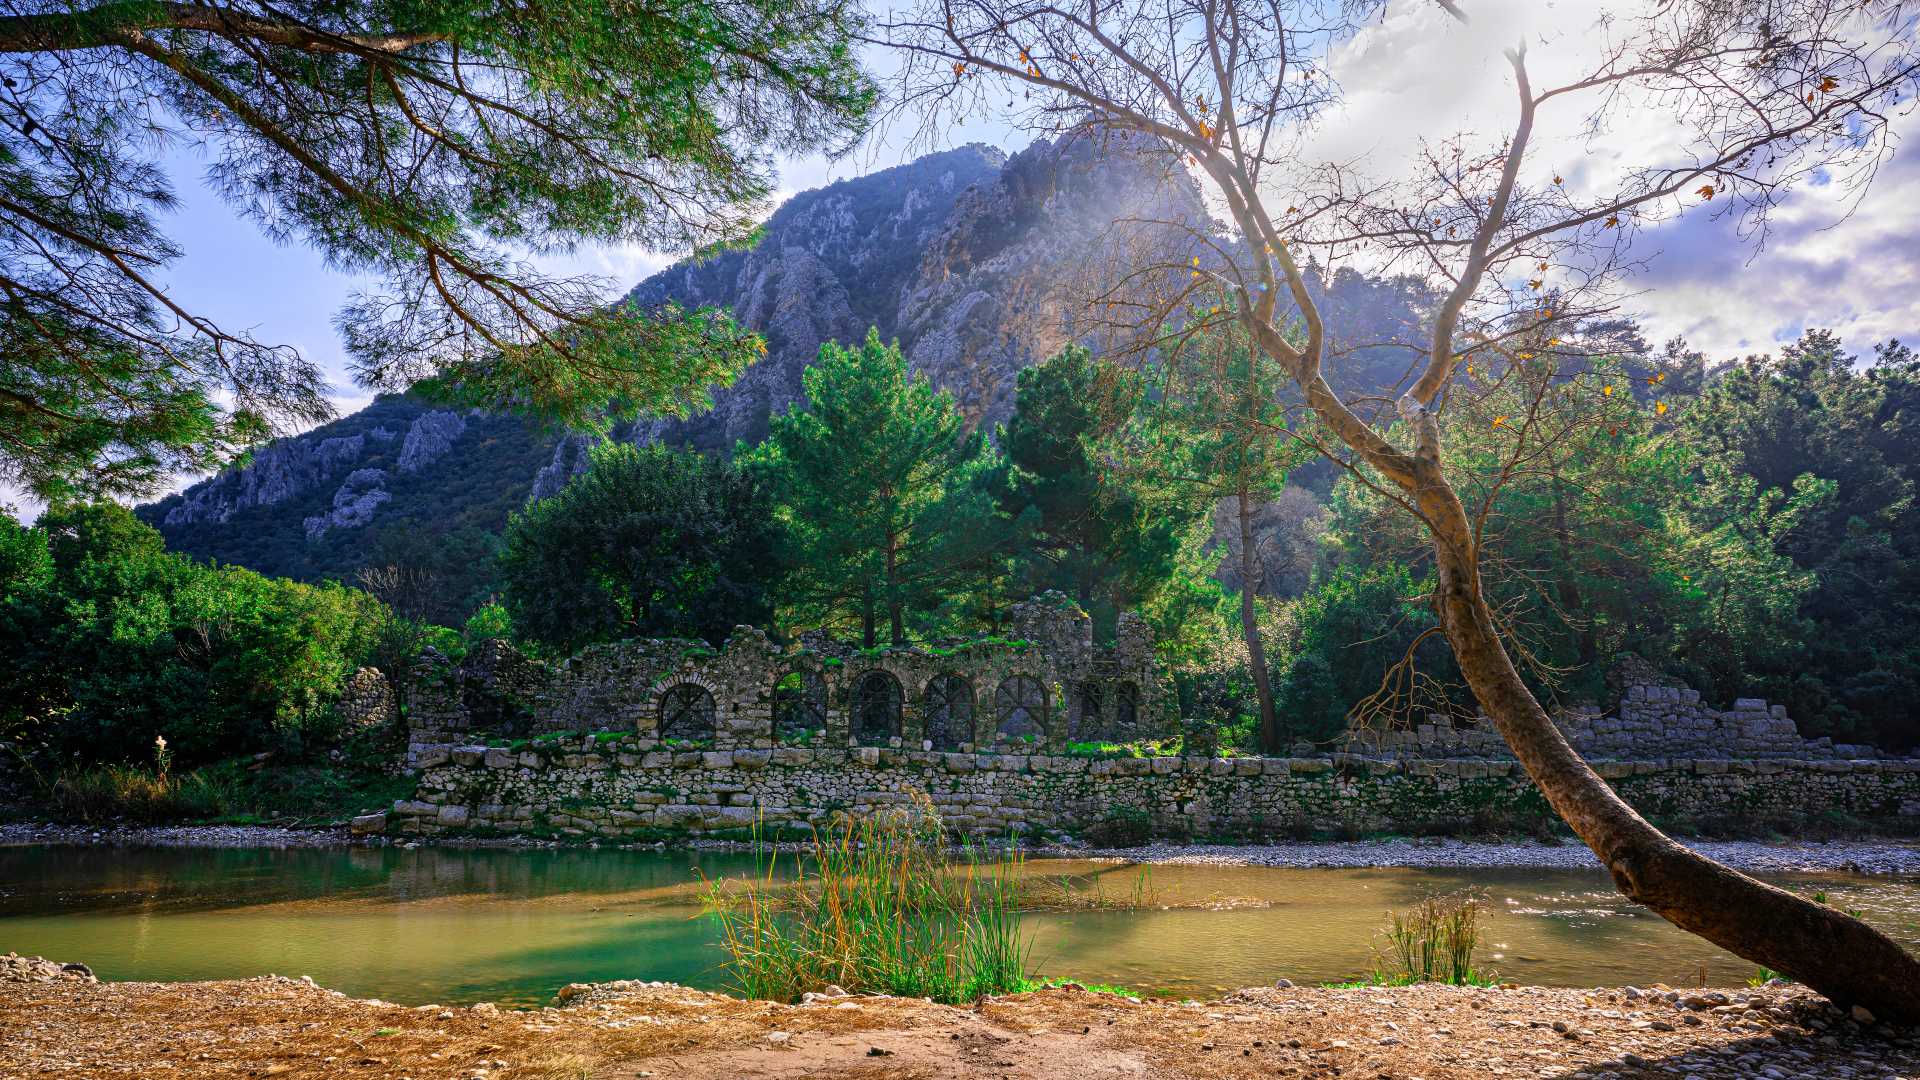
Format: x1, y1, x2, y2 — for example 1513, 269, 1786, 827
1341, 676, 1885, 762
404, 594, 1172, 762
388, 742, 1920, 840
389, 634, 1920, 840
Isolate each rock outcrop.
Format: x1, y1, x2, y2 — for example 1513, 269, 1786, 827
302, 468, 391, 539
397, 410, 469, 473
162, 433, 369, 527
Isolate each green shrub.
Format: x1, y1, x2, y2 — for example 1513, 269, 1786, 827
2, 505, 386, 767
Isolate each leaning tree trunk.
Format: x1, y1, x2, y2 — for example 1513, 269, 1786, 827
1413, 459, 1920, 1023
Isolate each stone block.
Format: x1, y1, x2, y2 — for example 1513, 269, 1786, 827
656, 804, 705, 826
411, 744, 451, 768
732, 749, 771, 771
436, 804, 471, 826
349, 812, 388, 835
392, 799, 438, 817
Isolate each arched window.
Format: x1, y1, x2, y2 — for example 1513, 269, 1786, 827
658, 683, 716, 742
1070, 680, 1105, 741
773, 670, 827, 743
1114, 681, 1140, 734
850, 670, 903, 746
922, 674, 975, 751
994, 675, 1048, 744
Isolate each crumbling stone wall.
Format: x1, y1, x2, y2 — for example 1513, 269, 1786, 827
386, 740, 1920, 839
1342, 670, 1883, 761
381, 621, 1919, 841
403, 593, 1175, 760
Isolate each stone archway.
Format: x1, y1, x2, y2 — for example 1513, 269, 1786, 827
850, 670, 903, 746
773, 669, 827, 743
993, 674, 1048, 745
922, 674, 975, 751
1070, 680, 1105, 741
658, 683, 716, 742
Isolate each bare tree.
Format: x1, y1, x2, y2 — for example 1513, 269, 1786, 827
874, 0, 1920, 1019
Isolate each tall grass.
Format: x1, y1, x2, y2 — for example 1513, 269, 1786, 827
702, 797, 1032, 1003
50, 764, 235, 823
1374, 894, 1491, 986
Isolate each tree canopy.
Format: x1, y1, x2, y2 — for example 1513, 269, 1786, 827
996, 345, 1193, 638
745, 329, 1007, 647
0, 0, 874, 499
0, 502, 384, 764
498, 441, 781, 652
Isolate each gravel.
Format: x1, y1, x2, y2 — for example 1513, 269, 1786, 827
1044, 837, 1920, 876
6, 820, 1917, 876
0, 821, 363, 849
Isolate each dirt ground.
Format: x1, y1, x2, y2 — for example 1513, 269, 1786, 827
3, 966, 1917, 1080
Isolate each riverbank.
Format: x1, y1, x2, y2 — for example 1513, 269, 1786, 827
3, 960, 1915, 1079
1063, 838, 1920, 877
6, 819, 1919, 875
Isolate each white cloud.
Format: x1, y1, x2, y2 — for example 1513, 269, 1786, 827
1287, 0, 1919, 360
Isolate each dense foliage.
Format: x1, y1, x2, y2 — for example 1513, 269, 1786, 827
1674, 334, 1920, 747
995, 346, 1198, 640
0, 504, 384, 766
1259, 331, 1919, 751
743, 330, 1010, 646
499, 442, 781, 652
49, 322, 1920, 764
0, 0, 873, 500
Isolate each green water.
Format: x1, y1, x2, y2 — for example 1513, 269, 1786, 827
2, 845, 1915, 1006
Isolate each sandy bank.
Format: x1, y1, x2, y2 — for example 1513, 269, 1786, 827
3, 955, 1917, 1079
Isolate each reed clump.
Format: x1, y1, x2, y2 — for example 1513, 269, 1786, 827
701, 796, 1031, 1003
1373, 894, 1492, 986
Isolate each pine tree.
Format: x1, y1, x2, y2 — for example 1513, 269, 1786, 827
747, 330, 1007, 646
0, 0, 873, 499
996, 345, 1195, 639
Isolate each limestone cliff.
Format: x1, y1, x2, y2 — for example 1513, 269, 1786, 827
139, 137, 1305, 611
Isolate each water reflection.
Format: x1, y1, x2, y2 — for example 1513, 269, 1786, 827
0, 845, 1913, 1006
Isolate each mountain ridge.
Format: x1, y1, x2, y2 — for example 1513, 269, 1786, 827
141, 136, 1210, 611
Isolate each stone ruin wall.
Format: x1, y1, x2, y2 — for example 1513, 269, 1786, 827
404, 594, 1174, 760
373, 608, 1920, 839
1341, 685, 1884, 762
385, 743, 1920, 840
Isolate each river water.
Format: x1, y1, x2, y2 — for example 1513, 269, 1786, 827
2, 845, 1915, 1005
